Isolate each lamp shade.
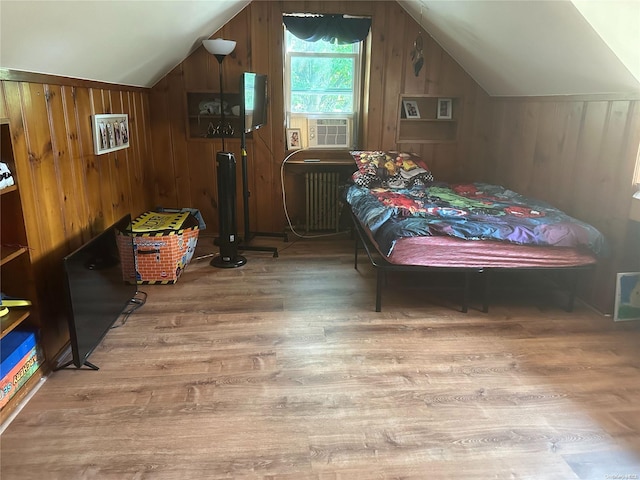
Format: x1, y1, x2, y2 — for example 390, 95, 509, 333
202, 38, 236, 56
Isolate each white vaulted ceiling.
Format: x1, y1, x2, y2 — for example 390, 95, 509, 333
397, 0, 640, 96
0, 0, 250, 87
1, 0, 639, 96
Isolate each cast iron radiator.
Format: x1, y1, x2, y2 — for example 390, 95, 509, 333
305, 172, 341, 232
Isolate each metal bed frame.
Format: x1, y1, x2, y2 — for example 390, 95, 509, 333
350, 210, 593, 313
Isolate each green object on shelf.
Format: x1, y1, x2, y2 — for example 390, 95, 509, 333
0, 293, 32, 309
1, 299, 31, 307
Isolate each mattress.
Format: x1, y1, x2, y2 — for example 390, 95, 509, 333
386, 235, 598, 269
345, 181, 607, 260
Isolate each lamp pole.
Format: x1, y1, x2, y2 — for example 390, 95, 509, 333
202, 38, 246, 268
214, 53, 227, 151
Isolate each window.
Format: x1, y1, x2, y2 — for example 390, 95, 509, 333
285, 30, 361, 115
284, 25, 365, 147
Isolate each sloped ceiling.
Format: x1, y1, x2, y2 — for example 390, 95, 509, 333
1, 0, 639, 96
398, 0, 640, 96
0, 0, 250, 88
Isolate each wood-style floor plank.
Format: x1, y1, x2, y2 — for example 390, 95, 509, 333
2, 234, 640, 479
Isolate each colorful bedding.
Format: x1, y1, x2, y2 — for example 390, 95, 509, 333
345, 182, 607, 258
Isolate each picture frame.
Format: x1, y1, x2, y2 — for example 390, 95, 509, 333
92, 114, 130, 155
402, 100, 420, 119
614, 272, 640, 321
437, 98, 453, 120
286, 128, 301, 150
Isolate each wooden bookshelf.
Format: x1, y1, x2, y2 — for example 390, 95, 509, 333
1, 118, 44, 427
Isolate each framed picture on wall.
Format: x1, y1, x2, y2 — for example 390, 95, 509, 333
402, 100, 420, 119
286, 128, 301, 150
437, 98, 453, 119
92, 114, 130, 155
614, 272, 640, 321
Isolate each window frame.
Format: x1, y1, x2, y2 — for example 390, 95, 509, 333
283, 26, 365, 146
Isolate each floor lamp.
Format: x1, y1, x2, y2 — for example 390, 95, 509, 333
203, 38, 246, 268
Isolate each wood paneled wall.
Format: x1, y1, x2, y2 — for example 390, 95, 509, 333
0, 74, 155, 361
148, 1, 492, 234
487, 96, 640, 312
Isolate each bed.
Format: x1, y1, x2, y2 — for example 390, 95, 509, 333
345, 151, 607, 312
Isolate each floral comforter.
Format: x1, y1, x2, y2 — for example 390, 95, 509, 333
345, 182, 607, 257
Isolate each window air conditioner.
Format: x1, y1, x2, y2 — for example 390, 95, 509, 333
307, 118, 350, 148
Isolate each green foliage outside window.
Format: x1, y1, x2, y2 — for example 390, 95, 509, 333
286, 31, 357, 114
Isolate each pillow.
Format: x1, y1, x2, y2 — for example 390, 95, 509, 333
350, 151, 434, 188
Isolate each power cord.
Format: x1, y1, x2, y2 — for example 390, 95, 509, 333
280, 148, 351, 239
111, 290, 147, 328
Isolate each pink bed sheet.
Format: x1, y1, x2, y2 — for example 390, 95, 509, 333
386, 235, 597, 269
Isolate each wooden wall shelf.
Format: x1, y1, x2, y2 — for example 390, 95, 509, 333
186, 91, 243, 139
1, 309, 32, 339
396, 94, 461, 144
1, 245, 28, 267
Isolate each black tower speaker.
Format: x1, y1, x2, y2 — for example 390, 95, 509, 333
211, 152, 247, 268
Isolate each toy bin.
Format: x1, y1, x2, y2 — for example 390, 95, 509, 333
117, 211, 199, 284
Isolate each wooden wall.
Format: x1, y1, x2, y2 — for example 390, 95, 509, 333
148, 1, 492, 234
486, 96, 640, 312
0, 73, 155, 361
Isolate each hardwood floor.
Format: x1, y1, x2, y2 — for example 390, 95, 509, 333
2, 234, 640, 479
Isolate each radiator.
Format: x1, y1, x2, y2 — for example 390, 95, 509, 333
305, 172, 341, 231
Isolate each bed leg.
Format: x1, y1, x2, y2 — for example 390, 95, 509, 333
482, 270, 490, 313
376, 269, 384, 312
354, 233, 359, 270
462, 271, 470, 313
566, 270, 579, 312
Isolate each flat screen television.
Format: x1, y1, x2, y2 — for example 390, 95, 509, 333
241, 72, 268, 133
61, 214, 138, 369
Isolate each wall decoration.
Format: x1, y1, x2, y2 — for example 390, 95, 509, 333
403, 100, 420, 119
286, 128, 301, 150
614, 272, 640, 321
92, 114, 130, 155
411, 33, 424, 77
437, 98, 453, 119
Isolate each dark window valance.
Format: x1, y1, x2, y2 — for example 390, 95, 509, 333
283, 14, 371, 44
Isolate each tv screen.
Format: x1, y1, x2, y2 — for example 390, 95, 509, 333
62, 214, 137, 369
242, 72, 268, 133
